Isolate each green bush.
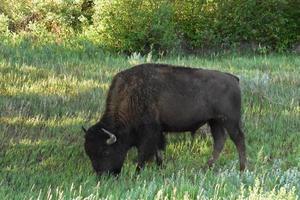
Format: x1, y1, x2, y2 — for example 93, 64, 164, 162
173, 0, 299, 51
93, 0, 178, 53
0, 14, 9, 34
0, 0, 298, 52
211, 0, 299, 50
0, 0, 88, 35
92, 0, 299, 53
172, 0, 217, 49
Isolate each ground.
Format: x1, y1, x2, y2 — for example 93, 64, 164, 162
0, 42, 299, 199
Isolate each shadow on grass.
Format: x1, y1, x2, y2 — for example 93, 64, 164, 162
0, 85, 109, 158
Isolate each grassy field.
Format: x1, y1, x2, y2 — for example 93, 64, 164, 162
0, 42, 299, 199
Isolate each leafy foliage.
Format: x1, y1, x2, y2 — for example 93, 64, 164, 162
0, 0, 298, 53
93, 0, 177, 53
173, 0, 299, 51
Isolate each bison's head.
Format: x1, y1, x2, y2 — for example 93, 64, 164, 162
83, 126, 127, 175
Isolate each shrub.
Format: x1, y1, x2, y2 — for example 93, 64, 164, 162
174, 0, 299, 51
93, 0, 178, 54
172, 0, 217, 50
212, 0, 299, 51
0, 0, 298, 52
0, 14, 9, 34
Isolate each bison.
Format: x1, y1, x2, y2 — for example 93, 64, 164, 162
83, 63, 246, 175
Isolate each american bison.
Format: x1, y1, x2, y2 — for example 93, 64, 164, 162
83, 63, 246, 175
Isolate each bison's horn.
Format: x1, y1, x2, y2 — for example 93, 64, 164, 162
101, 128, 117, 145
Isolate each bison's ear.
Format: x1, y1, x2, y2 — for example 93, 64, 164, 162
82, 126, 87, 134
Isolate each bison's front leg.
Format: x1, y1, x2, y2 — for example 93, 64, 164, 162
136, 144, 157, 172
136, 125, 163, 172
155, 132, 166, 167
155, 150, 164, 166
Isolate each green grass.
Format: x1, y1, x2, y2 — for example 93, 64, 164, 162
0, 42, 299, 199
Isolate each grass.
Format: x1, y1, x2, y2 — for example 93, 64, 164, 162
0, 41, 299, 199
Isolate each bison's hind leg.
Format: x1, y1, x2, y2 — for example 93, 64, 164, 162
223, 120, 246, 171
207, 119, 227, 168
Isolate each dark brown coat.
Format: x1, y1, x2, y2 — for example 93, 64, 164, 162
83, 63, 246, 175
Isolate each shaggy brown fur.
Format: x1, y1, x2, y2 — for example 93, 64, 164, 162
84, 63, 246, 175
